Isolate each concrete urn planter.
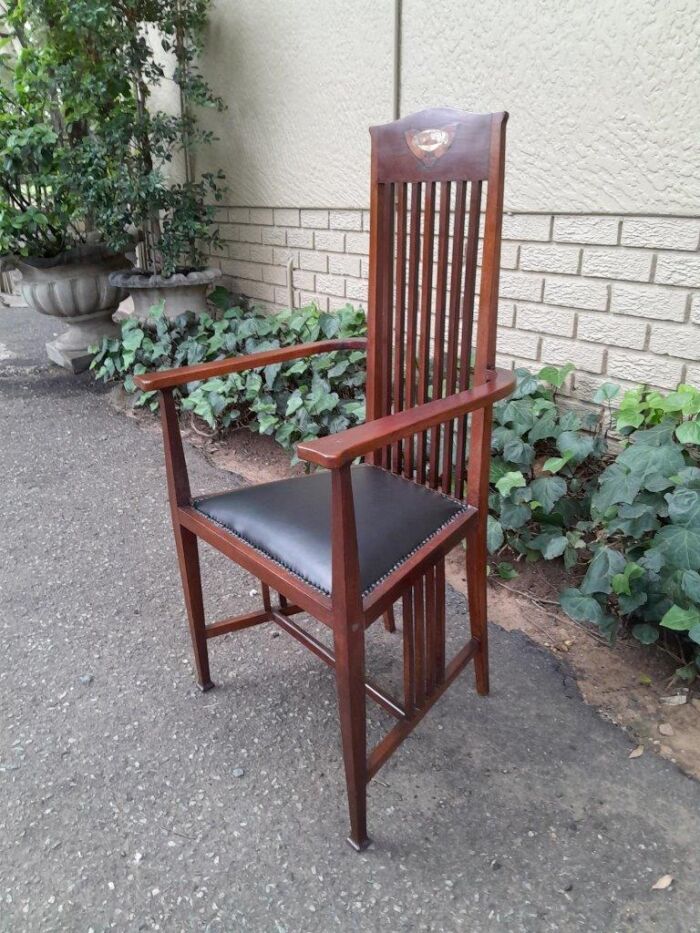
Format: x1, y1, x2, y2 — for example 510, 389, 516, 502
2, 244, 130, 372
109, 267, 222, 321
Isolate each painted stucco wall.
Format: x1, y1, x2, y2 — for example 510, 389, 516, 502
186, 0, 698, 400
198, 0, 700, 215
197, 0, 394, 208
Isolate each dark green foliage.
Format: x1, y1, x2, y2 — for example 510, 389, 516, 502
487, 363, 604, 569
560, 383, 700, 677
0, 0, 224, 272
487, 364, 700, 678
93, 305, 700, 677
91, 296, 367, 461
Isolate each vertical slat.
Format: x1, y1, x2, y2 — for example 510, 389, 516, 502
474, 116, 507, 380
402, 591, 415, 717
376, 183, 395, 468
414, 577, 426, 708
403, 182, 422, 478
454, 180, 482, 500
441, 180, 467, 495
391, 182, 408, 473
416, 181, 436, 484
365, 165, 383, 465
428, 181, 451, 488
425, 565, 436, 697
435, 559, 446, 684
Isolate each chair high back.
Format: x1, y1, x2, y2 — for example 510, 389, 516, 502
365, 109, 507, 501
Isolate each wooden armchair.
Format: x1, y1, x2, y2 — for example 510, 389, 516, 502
135, 108, 515, 850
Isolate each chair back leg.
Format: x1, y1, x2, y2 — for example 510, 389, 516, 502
465, 518, 489, 696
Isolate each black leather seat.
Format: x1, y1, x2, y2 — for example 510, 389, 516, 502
194, 464, 468, 596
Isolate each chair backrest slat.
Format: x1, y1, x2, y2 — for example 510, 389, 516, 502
366, 109, 507, 499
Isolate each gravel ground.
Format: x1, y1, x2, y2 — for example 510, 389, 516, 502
1, 305, 700, 933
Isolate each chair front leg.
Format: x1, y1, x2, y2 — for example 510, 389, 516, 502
174, 523, 213, 692
465, 404, 494, 697
333, 614, 369, 850
331, 464, 370, 850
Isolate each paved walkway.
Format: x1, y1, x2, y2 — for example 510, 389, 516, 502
1, 305, 699, 933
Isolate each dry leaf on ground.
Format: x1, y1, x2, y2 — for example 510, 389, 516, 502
651, 874, 673, 891
659, 723, 674, 736
628, 745, 644, 759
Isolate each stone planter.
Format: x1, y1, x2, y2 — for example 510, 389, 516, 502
109, 267, 221, 321
2, 244, 130, 373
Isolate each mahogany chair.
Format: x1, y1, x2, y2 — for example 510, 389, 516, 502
135, 108, 515, 850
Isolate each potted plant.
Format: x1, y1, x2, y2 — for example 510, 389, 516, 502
0, 3, 132, 371
103, 0, 226, 320
0, 0, 225, 372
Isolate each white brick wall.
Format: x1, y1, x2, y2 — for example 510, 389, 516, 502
209, 208, 700, 398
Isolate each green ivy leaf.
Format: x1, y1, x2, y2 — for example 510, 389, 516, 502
538, 362, 574, 388
653, 525, 700, 571
611, 562, 644, 596
606, 502, 660, 538
121, 328, 144, 352
529, 531, 568, 560
511, 368, 540, 398
617, 442, 686, 485
496, 562, 519, 580
489, 458, 510, 485
631, 623, 659, 645
593, 383, 620, 404
556, 430, 595, 465
580, 547, 627, 595
528, 414, 559, 445
681, 570, 700, 603
665, 488, 700, 527
591, 463, 643, 513
495, 471, 526, 498
542, 453, 572, 474
486, 515, 504, 554
530, 476, 567, 514
559, 588, 607, 625
660, 604, 700, 631
688, 624, 700, 646
499, 500, 531, 530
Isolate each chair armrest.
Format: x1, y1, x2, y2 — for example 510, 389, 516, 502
297, 367, 515, 469
133, 338, 368, 392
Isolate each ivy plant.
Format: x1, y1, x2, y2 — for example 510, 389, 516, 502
559, 384, 700, 677
91, 293, 367, 461
487, 363, 606, 573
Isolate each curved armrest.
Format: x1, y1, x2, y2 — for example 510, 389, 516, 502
297, 367, 515, 469
133, 338, 367, 392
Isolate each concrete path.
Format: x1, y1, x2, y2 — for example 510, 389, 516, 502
1, 305, 699, 933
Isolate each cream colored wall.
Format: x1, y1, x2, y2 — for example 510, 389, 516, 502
197, 0, 699, 215
400, 0, 700, 214
197, 0, 395, 209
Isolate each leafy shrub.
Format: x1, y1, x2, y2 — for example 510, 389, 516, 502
91, 294, 366, 460
93, 303, 700, 677
0, 0, 224, 272
487, 364, 607, 570
560, 383, 700, 678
